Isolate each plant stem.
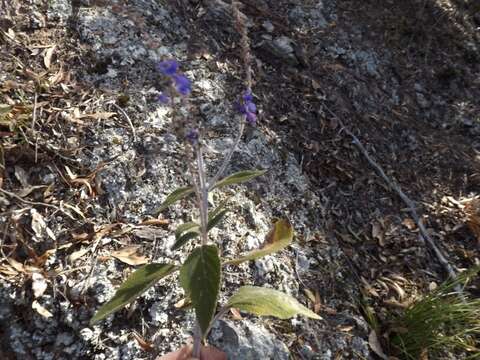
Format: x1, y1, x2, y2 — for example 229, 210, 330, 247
208, 120, 245, 190
204, 305, 230, 336
187, 157, 203, 220
192, 322, 202, 358
196, 146, 209, 245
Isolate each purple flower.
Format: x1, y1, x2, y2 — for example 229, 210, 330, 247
243, 90, 253, 102
157, 93, 170, 104
246, 101, 256, 113
173, 74, 192, 96
245, 111, 257, 125
157, 60, 179, 76
186, 128, 199, 144
237, 90, 257, 125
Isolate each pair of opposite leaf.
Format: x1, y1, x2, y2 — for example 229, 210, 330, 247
90, 170, 320, 336
90, 220, 320, 328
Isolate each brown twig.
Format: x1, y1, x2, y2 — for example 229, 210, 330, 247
109, 102, 137, 142
0, 187, 60, 210
325, 107, 462, 294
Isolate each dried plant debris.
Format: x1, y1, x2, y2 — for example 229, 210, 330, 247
0, 0, 479, 359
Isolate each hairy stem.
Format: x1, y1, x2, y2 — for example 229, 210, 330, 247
196, 146, 209, 246
192, 322, 202, 358
188, 153, 206, 357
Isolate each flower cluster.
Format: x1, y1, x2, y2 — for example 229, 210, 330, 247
238, 90, 257, 125
186, 128, 199, 145
156, 59, 198, 145
157, 59, 192, 103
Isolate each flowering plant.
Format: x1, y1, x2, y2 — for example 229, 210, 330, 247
90, 2, 319, 358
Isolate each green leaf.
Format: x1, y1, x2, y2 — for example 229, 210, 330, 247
227, 286, 321, 320
175, 222, 200, 239
171, 231, 199, 251
90, 263, 177, 325
179, 245, 221, 336
158, 186, 194, 212
171, 222, 200, 251
212, 170, 266, 189
171, 207, 229, 251
224, 219, 293, 265
207, 209, 228, 232
208, 199, 229, 220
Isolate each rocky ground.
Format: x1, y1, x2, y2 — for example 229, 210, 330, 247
0, 0, 479, 359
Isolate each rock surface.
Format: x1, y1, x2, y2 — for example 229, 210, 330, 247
1, 0, 478, 359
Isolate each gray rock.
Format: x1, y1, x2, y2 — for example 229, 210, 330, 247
245, 234, 260, 250
55, 332, 74, 347
273, 36, 295, 56
262, 20, 274, 33
289, 5, 328, 30
352, 50, 380, 77
47, 0, 72, 25
262, 36, 299, 66
210, 320, 290, 360
149, 302, 169, 325
255, 257, 275, 277
300, 343, 317, 359
42, 173, 56, 184
416, 92, 430, 109
350, 336, 370, 358
297, 252, 311, 271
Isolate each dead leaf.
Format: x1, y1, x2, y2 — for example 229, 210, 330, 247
230, 307, 243, 320
48, 67, 64, 85
43, 46, 56, 69
14, 166, 30, 187
174, 297, 191, 309
17, 185, 47, 198
402, 218, 416, 230
32, 300, 53, 318
64, 165, 78, 180
368, 330, 388, 359
70, 177, 93, 195
337, 325, 354, 332
111, 246, 148, 266
46, 227, 56, 241
372, 221, 385, 246
464, 199, 480, 245
383, 298, 410, 309
140, 218, 169, 226
69, 247, 90, 262
37, 248, 57, 267
31, 209, 46, 239
7, 28, 15, 40
61, 201, 85, 219
303, 288, 316, 303
79, 112, 116, 120
132, 331, 154, 352
94, 223, 123, 242
0, 264, 19, 277
71, 232, 90, 242
32, 272, 48, 298
7, 258, 25, 273
381, 277, 406, 301
133, 226, 164, 240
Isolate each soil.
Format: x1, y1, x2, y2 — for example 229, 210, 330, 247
0, 0, 479, 359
